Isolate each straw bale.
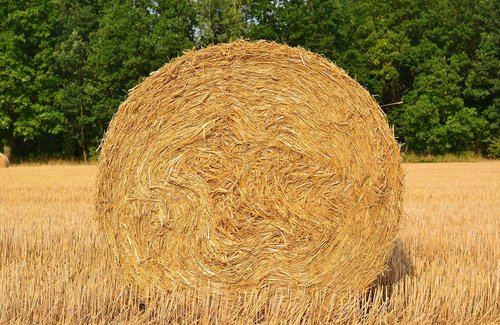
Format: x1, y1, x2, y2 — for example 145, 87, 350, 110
0, 153, 9, 168
96, 41, 404, 295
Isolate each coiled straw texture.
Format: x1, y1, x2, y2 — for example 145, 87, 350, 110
96, 41, 403, 296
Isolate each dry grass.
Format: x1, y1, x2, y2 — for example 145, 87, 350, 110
0, 162, 499, 324
97, 41, 403, 295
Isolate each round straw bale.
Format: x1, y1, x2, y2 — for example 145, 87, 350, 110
0, 153, 9, 168
96, 41, 404, 295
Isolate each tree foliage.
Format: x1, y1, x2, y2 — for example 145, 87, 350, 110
0, 0, 498, 160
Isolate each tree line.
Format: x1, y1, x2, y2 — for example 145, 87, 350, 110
0, 0, 498, 161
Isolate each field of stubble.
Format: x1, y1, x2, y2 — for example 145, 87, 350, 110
0, 162, 499, 324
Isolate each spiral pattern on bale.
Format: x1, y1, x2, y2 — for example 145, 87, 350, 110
96, 41, 403, 294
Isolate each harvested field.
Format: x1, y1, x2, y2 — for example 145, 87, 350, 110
0, 162, 499, 324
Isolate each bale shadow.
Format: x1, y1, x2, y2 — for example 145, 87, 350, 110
364, 239, 414, 307
377, 239, 414, 286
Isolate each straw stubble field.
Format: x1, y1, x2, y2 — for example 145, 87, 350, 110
0, 162, 499, 324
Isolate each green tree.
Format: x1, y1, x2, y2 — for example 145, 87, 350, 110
86, 0, 195, 155
245, 0, 347, 61
53, 31, 95, 160
356, 29, 409, 104
398, 56, 487, 154
243, 0, 280, 40
196, 0, 246, 46
465, 32, 500, 156
0, 0, 64, 159
0, 0, 497, 159
49, 0, 103, 160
